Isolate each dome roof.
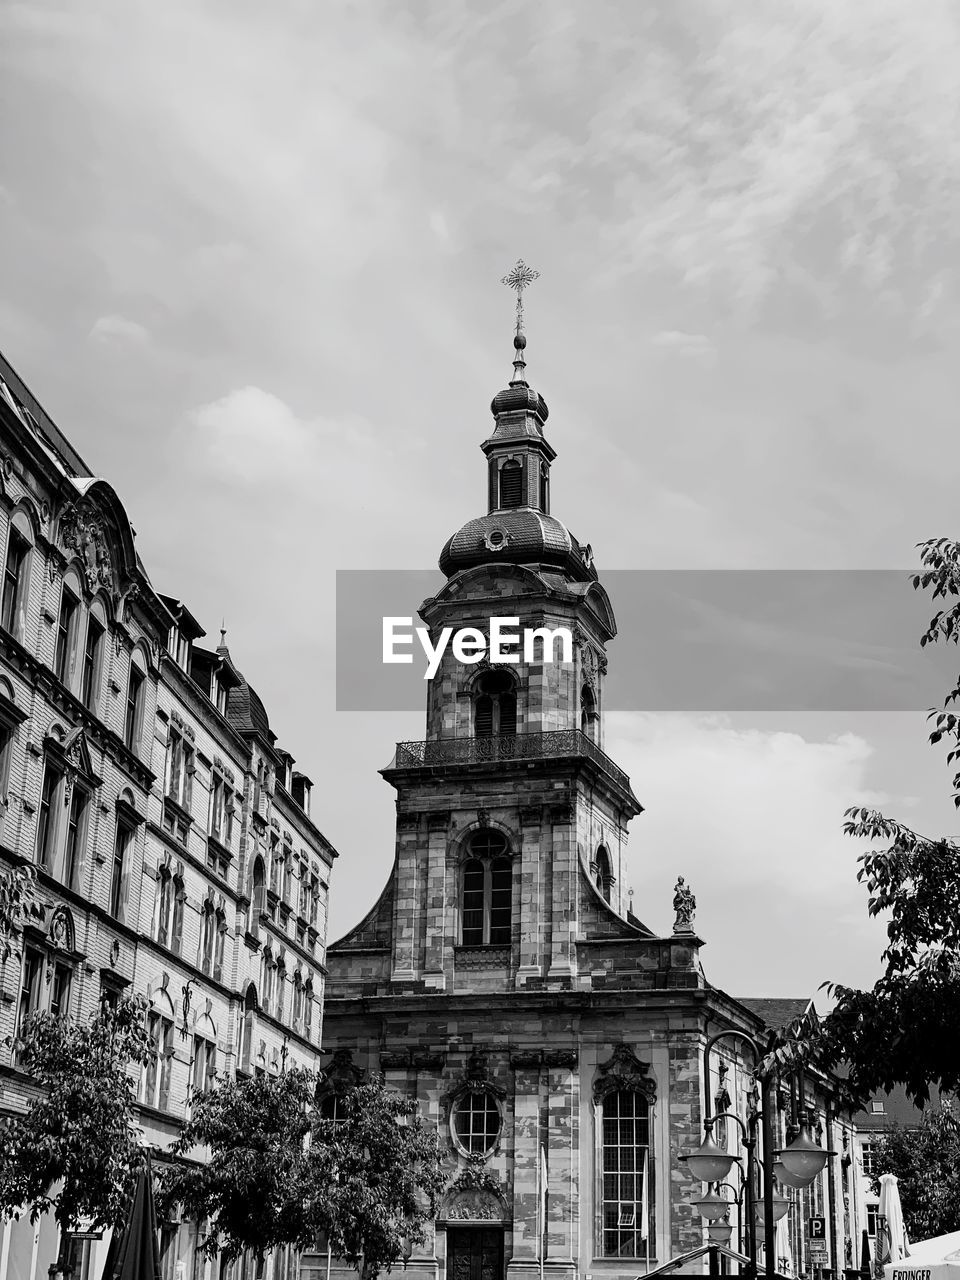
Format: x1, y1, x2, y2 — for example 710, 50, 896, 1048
490, 382, 549, 422
439, 508, 596, 581
226, 675, 270, 738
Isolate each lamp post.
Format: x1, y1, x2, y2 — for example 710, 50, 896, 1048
683, 1031, 833, 1280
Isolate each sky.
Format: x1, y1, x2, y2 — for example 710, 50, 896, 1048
3, 0, 960, 999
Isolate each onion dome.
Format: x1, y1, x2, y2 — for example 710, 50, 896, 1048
490, 334, 549, 424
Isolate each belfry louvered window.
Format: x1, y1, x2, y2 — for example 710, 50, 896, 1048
460, 831, 512, 946
474, 670, 517, 738
499, 460, 523, 508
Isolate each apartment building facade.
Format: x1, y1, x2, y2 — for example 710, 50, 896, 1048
0, 351, 337, 1280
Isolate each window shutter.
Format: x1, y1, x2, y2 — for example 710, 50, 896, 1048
499, 462, 523, 508
475, 696, 493, 738
498, 693, 517, 737
489, 460, 499, 511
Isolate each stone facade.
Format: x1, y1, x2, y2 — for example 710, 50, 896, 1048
315, 340, 852, 1280
0, 350, 337, 1280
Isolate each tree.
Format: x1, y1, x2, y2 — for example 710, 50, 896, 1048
159, 1070, 446, 1276
0, 860, 40, 965
0, 994, 153, 1233
870, 1104, 960, 1240
778, 540, 960, 1107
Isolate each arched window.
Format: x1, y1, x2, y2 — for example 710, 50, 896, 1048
460, 831, 512, 947
155, 864, 184, 954
249, 856, 266, 936
238, 984, 257, 1073
143, 991, 175, 1110
539, 462, 550, 513
200, 901, 216, 974
275, 958, 286, 1021
303, 979, 314, 1039
125, 654, 147, 753
498, 459, 523, 509
54, 570, 82, 688
601, 1090, 650, 1257
292, 972, 304, 1029
581, 684, 599, 741
474, 670, 517, 739
80, 600, 107, 713
1, 509, 34, 642
594, 844, 613, 903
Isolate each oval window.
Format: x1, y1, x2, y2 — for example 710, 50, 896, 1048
452, 1089, 501, 1155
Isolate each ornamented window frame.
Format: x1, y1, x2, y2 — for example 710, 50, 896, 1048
593, 1045, 658, 1261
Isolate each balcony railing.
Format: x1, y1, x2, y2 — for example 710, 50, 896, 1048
390, 729, 633, 793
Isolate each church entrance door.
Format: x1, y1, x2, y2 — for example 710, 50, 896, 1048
446, 1227, 504, 1280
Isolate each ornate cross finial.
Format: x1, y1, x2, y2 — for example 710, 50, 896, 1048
501, 258, 539, 336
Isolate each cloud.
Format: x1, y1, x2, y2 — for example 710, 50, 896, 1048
88, 314, 150, 346
651, 330, 717, 364
606, 712, 891, 994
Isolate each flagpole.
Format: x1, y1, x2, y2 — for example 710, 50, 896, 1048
539, 1143, 547, 1280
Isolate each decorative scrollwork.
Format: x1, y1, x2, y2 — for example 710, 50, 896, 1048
593, 1044, 657, 1103
59, 501, 115, 594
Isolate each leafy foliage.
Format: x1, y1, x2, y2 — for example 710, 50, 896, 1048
159, 1071, 445, 1275
870, 1104, 960, 1240
775, 540, 960, 1107
0, 994, 153, 1230
0, 861, 41, 965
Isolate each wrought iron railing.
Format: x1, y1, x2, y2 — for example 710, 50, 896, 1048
390, 729, 632, 792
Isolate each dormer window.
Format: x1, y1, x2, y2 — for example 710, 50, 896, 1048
168, 626, 190, 670
214, 675, 228, 716
499, 460, 523, 509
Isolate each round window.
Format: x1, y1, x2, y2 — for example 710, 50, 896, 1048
452, 1089, 501, 1155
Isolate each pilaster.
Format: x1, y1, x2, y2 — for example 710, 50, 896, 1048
516, 806, 543, 986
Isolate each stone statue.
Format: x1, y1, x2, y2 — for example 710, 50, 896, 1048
672, 876, 696, 933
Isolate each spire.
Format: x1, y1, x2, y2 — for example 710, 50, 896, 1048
501, 258, 539, 386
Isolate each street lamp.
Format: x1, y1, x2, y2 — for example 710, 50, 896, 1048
695, 1191, 733, 1224
683, 1030, 779, 1280
686, 1133, 738, 1184
779, 1121, 829, 1187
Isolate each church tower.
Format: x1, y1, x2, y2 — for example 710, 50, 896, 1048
319, 268, 767, 1280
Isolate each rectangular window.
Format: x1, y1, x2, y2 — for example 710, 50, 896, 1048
111, 824, 132, 918
49, 961, 72, 1019
64, 788, 88, 890
1, 527, 29, 634
36, 763, 62, 869
192, 1036, 216, 1094
144, 1013, 174, 1109
17, 948, 43, 1038
80, 615, 105, 710
209, 775, 226, 842
861, 1142, 877, 1176
602, 1089, 650, 1257
125, 666, 145, 750
156, 873, 174, 948
54, 587, 79, 683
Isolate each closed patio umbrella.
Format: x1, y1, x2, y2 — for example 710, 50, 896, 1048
878, 1174, 909, 1271
100, 1155, 162, 1280
861, 1229, 872, 1278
